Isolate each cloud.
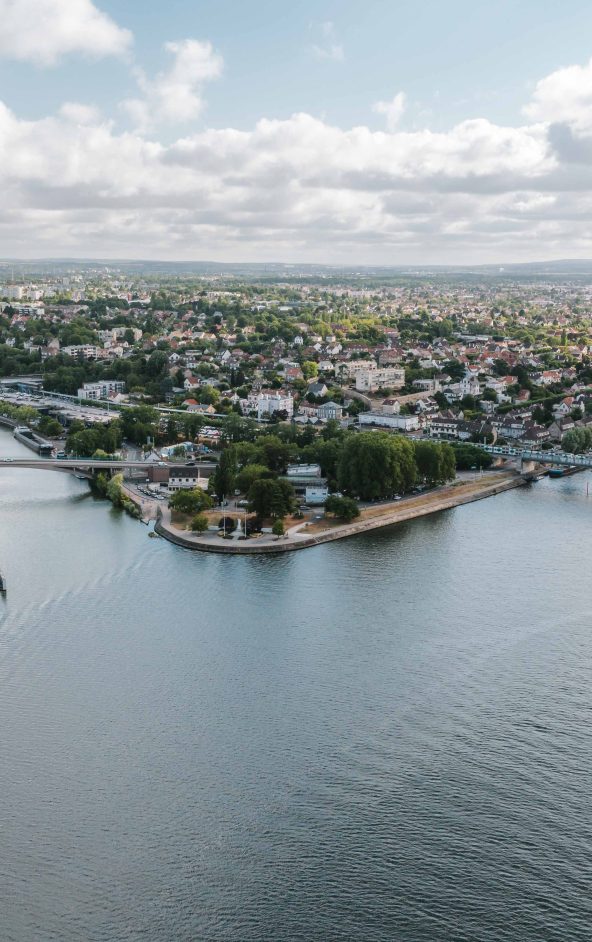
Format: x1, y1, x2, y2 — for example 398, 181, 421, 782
0, 0, 132, 65
311, 22, 344, 62
121, 39, 223, 130
6, 54, 592, 263
524, 58, 592, 133
372, 92, 406, 131
59, 102, 101, 124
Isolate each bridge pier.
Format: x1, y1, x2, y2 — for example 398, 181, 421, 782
521, 459, 537, 474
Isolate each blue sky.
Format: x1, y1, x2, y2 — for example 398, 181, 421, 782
6, 0, 592, 131
2, 0, 592, 263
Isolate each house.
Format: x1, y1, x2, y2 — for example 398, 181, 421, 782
307, 381, 329, 398
317, 401, 344, 421
168, 466, 210, 492
186, 403, 216, 415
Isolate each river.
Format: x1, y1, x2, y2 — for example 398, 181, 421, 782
1, 427, 592, 941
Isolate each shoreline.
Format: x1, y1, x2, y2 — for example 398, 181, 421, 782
152, 471, 529, 555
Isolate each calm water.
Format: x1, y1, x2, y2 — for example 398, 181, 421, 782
2, 429, 592, 941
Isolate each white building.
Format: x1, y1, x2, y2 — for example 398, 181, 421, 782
355, 366, 405, 392
248, 390, 294, 419
358, 412, 420, 431
77, 380, 126, 400
63, 344, 101, 359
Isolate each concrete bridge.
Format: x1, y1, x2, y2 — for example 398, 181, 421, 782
0, 458, 217, 478
481, 444, 592, 471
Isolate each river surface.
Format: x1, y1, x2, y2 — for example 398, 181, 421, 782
1, 429, 592, 941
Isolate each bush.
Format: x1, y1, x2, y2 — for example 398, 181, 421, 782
190, 513, 209, 533
218, 516, 236, 532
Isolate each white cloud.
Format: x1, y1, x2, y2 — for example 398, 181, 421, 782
6, 54, 592, 263
311, 21, 344, 62
121, 39, 223, 130
372, 92, 406, 131
59, 102, 101, 124
524, 58, 592, 137
0, 0, 132, 66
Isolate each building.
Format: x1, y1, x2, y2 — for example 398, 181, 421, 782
317, 401, 344, 421
285, 463, 328, 505
355, 366, 405, 393
168, 466, 210, 492
77, 380, 125, 400
359, 412, 420, 431
253, 391, 294, 419
63, 344, 101, 359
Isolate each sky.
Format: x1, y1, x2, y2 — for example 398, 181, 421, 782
2, 0, 592, 264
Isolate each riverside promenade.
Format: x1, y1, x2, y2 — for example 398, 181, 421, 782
146, 471, 527, 555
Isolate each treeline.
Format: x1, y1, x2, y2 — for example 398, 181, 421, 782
209, 427, 457, 509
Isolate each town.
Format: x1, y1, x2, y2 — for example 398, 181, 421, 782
2, 262, 592, 547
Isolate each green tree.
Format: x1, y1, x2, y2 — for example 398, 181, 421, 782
337, 432, 417, 499
272, 518, 286, 538
190, 513, 209, 532
235, 463, 272, 493
301, 361, 319, 380
211, 446, 237, 500
169, 487, 213, 514
413, 441, 456, 486
324, 494, 360, 521
247, 478, 295, 518
452, 443, 494, 470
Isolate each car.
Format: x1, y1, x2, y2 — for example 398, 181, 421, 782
394, 495, 402, 501
3, 457, 14, 462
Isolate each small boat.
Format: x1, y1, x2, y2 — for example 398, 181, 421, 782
0, 572, 6, 594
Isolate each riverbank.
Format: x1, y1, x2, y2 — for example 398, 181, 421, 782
153, 470, 528, 554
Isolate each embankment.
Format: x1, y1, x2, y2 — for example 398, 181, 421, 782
154, 472, 528, 555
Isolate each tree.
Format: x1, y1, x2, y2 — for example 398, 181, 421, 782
247, 478, 295, 518
37, 416, 63, 437
198, 385, 220, 406
272, 518, 285, 538
190, 513, 209, 533
562, 427, 592, 454
452, 443, 493, 470
324, 494, 360, 521
211, 446, 237, 501
301, 361, 319, 380
254, 434, 296, 473
413, 441, 456, 486
169, 487, 213, 515
337, 432, 417, 499
235, 463, 272, 493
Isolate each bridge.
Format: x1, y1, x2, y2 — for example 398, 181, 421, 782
481, 444, 592, 471
0, 458, 216, 478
